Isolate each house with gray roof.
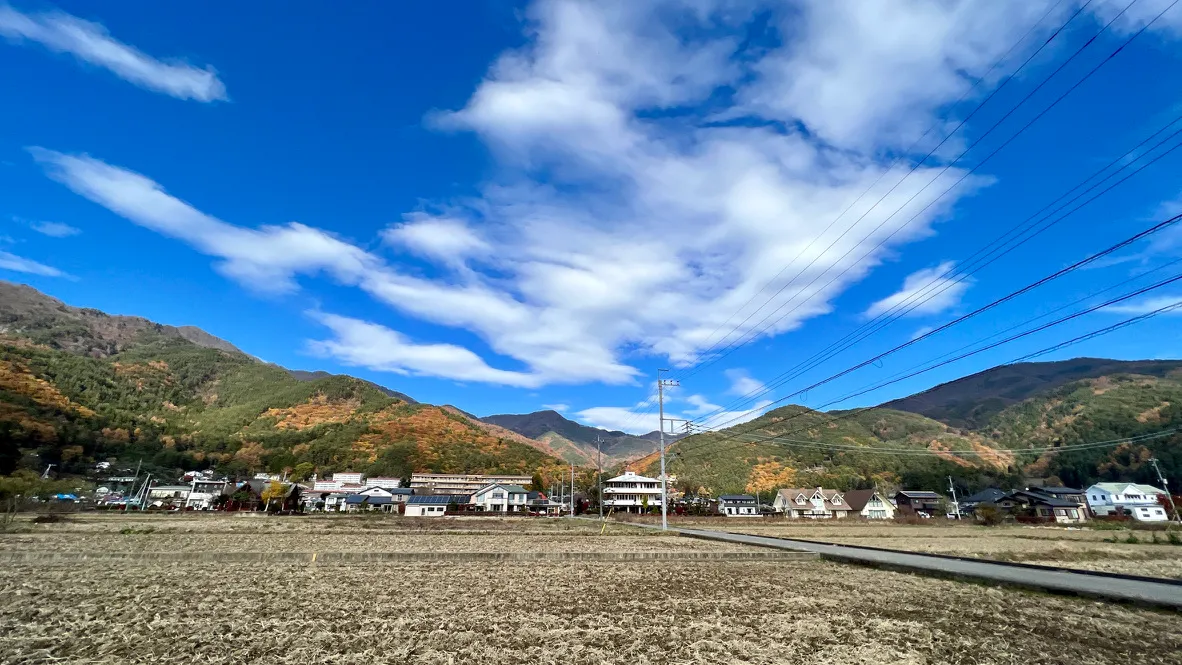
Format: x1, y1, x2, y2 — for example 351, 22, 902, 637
1086, 483, 1168, 522
472, 483, 529, 513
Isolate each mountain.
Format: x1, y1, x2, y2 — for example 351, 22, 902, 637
480, 410, 663, 465
0, 281, 248, 358
881, 358, 1182, 428
287, 368, 417, 404
0, 281, 563, 483
656, 365, 1182, 497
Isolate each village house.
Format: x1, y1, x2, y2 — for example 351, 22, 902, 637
893, 490, 943, 516
146, 485, 191, 509
405, 494, 469, 517
602, 471, 663, 513
472, 483, 529, 512
774, 487, 850, 519
1086, 483, 1169, 521
526, 491, 563, 515
843, 489, 895, 519
959, 488, 1008, 516
718, 495, 758, 516
996, 489, 1087, 524
184, 478, 230, 510
1027, 486, 1089, 521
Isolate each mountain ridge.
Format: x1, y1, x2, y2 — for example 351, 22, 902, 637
480, 409, 667, 464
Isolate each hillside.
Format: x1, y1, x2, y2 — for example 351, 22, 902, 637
0, 282, 564, 483
656, 370, 1182, 497
481, 410, 660, 464
881, 358, 1182, 428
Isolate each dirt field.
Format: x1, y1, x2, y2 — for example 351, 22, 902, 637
1, 515, 1180, 664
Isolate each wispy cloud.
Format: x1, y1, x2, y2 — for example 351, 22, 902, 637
865, 261, 971, 319
724, 368, 766, 397
910, 325, 935, 341
0, 4, 226, 101
0, 250, 64, 276
29, 220, 80, 237
542, 403, 570, 412
1105, 295, 1182, 315
306, 312, 545, 388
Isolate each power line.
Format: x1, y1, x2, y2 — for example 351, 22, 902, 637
695, 212, 1182, 432
692, 108, 1182, 426
674, 300, 1182, 462
673, 0, 1147, 384
678, 0, 1081, 372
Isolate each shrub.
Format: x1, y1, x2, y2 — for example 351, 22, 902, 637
1124, 534, 1140, 544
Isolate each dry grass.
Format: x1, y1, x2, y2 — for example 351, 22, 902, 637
1, 558, 1179, 664
700, 519, 1182, 579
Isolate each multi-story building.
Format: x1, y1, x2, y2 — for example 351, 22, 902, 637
1086, 483, 1169, 521
602, 471, 663, 513
184, 479, 230, 510
774, 487, 851, 519
471, 483, 529, 512
410, 473, 532, 494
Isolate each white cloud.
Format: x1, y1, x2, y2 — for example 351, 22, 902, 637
1105, 295, 1182, 315
542, 403, 570, 412
30, 220, 80, 237
910, 325, 935, 341
576, 406, 662, 434
36, 1, 1176, 390
0, 4, 226, 101
724, 368, 766, 396
576, 395, 773, 435
0, 250, 63, 276
382, 213, 490, 266
865, 261, 971, 319
307, 312, 545, 388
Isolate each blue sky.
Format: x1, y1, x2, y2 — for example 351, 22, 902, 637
3, 0, 1182, 433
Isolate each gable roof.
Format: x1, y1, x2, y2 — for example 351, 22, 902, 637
962, 488, 1007, 505
474, 483, 530, 497
1004, 490, 1081, 508
606, 471, 658, 483
1027, 485, 1083, 495
1088, 483, 1166, 496
776, 488, 848, 511
842, 489, 883, 512
896, 490, 942, 499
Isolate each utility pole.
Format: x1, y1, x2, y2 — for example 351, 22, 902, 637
597, 435, 604, 519
948, 476, 961, 520
570, 463, 576, 516
1148, 458, 1180, 524
41, 464, 55, 479
657, 369, 679, 531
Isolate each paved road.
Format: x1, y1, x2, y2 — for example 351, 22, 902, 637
607, 520, 1182, 610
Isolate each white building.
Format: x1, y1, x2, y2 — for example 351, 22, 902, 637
718, 495, 758, 516
410, 473, 532, 494
366, 477, 402, 489
603, 471, 663, 513
1086, 483, 1170, 522
332, 473, 364, 486
774, 487, 851, 519
184, 479, 229, 510
472, 484, 529, 512
405, 494, 467, 517
146, 485, 191, 508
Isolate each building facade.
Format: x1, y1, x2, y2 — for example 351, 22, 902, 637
471, 484, 529, 512
718, 495, 758, 516
843, 489, 895, 519
774, 488, 851, 519
1086, 483, 1169, 521
602, 471, 663, 513
410, 473, 532, 494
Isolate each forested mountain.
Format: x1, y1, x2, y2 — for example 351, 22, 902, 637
480, 410, 660, 465
655, 365, 1182, 497
881, 358, 1182, 428
0, 282, 564, 483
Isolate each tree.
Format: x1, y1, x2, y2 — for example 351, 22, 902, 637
291, 462, 315, 483
261, 481, 286, 512
529, 473, 544, 492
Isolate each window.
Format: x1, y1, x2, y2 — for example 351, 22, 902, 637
796, 498, 806, 505
832, 497, 841, 505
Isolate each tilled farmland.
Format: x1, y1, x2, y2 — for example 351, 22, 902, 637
1, 516, 1180, 664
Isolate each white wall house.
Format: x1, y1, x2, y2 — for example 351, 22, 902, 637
471, 484, 529, 512
405, 494, 468, 517
603, 471, 663, 513
184, 479, 229, 510
843, 490, 895, 519
774, 488, 851, 519
1086, 483, 1169, 522
718, 495, 758, 516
